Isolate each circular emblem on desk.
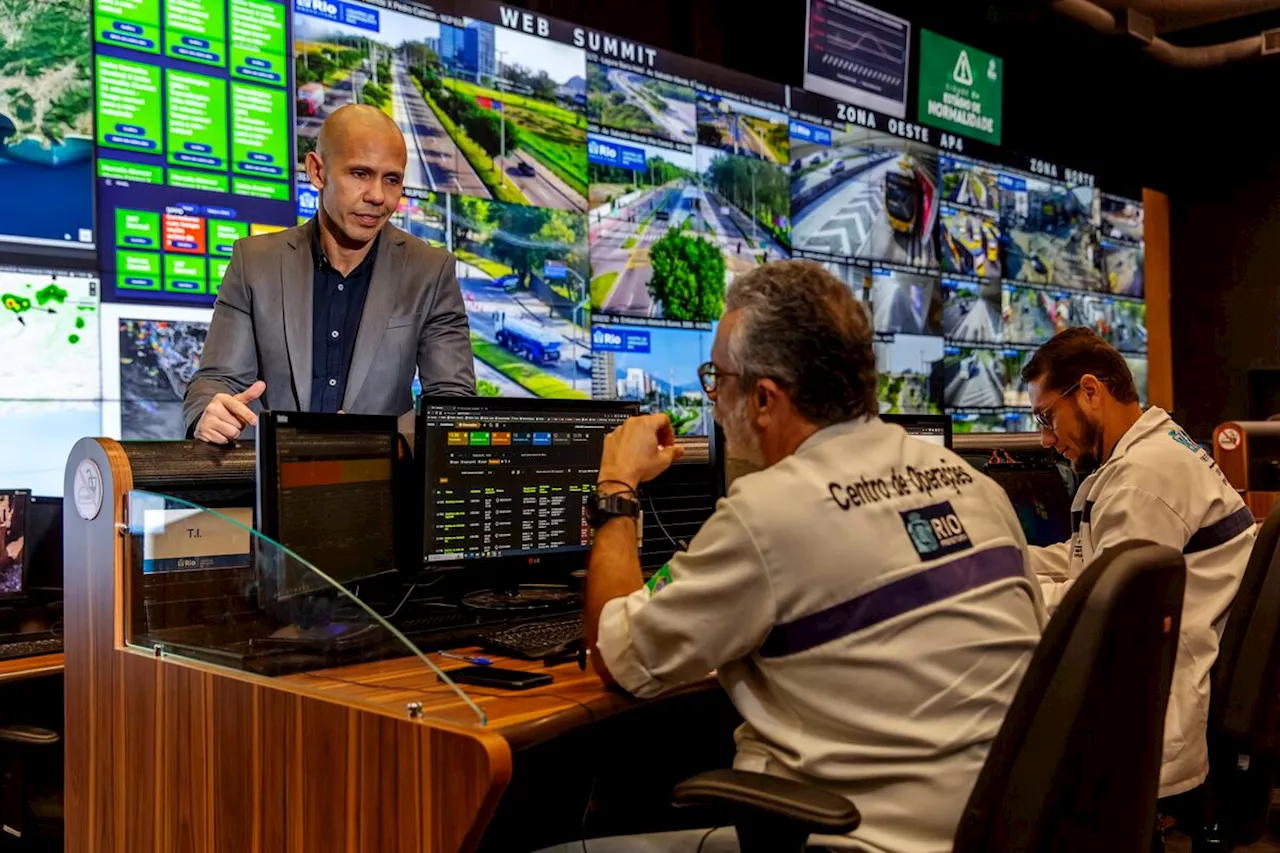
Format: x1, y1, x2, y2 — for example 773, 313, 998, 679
73, 459, 103, 521
1218, 428, 1242, 452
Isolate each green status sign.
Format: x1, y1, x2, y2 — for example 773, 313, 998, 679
164, 0, 228, 67
916, 29, 1002, 146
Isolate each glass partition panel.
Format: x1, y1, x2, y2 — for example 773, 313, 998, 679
125, 489, 487, 729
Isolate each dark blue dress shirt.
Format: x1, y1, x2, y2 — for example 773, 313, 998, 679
310, 223, 380, 413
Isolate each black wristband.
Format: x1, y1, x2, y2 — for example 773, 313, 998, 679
596, 479, 638, 496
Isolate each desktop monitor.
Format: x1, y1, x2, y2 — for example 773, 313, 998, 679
984, 465, 1075, 547
0, 490, 29, 598
882, 413, 953, 449
255, 411, 402, 602
416, 397, 639, 572
24, 496, 62, 593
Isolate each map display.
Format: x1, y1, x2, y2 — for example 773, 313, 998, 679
0, 268, 101, 400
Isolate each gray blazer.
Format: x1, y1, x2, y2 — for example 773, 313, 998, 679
183, 219, 475, 433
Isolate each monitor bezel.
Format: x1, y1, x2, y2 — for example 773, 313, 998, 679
414, 395, 641, 577
255, 409, 404, 600
881, 413, 954, 450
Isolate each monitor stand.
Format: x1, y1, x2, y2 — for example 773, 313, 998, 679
461, 585, 577, 613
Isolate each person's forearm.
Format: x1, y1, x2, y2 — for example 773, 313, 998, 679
586, 515, 644, 684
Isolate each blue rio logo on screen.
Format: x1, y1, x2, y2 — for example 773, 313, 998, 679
592, 327, 651, 353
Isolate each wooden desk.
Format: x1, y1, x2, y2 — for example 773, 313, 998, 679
62, 437, 723, 853
0, 653, 63, 684
285, 648, 717, 751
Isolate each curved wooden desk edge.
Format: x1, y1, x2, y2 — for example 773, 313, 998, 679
0, 653, 64, 683
64, 437, 515, 853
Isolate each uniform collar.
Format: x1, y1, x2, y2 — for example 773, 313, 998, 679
1103, 406, 1172, 466
794, 415, 877, 456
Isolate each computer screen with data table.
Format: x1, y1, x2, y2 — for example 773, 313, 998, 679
417, 398, 638, 566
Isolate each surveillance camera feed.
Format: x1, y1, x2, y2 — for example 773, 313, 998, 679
0, 0, 1164, 498
1100, 194, 1145, 298
791, 125, 938, 267
998, 172, 1101, 292
876, 334, 944, 415
869, 266, 941, 336
942, 277, 1001, 344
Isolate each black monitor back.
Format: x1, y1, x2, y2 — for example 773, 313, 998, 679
26, 496, 62, 593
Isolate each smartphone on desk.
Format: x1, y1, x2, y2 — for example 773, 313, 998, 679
441, 665, 553, 691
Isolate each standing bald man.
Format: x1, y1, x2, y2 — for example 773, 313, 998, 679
184, 104, 475, 443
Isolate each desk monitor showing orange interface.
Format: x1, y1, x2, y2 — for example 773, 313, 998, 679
255, 411, 401, 600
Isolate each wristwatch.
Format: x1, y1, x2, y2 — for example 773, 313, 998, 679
587, 490, 641, 528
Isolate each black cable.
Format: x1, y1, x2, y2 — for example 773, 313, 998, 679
579, 773, 597, 853
695, 826, 722, 853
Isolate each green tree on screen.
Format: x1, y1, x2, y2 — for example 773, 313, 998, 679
648, 230, 725, 322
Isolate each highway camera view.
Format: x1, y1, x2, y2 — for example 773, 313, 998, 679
587, 63, 696, 147
592, 323, 714, 436
691, 145, 791, 279
695, 93, 789, 164
940, 157, 1000, 212
941, 347, 1009, 409
450, 196, 591, 399
869, 267, 941, 336
295, 4, 588, 212
999, 176, 1101, 291
586, 136, 786, 322
791, 127, 938, 266
942, 279, 1002, 343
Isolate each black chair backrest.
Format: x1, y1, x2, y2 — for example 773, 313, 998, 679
1210, 501, 1280, 754
954, 541, 1185, 853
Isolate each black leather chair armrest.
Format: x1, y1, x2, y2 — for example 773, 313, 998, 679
0, 725, 59, 746
673, 769, 860, 835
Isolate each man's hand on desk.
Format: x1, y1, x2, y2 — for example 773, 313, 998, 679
195, 380, 266, 444
599, 414, 685, 491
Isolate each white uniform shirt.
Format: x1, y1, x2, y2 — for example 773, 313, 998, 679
1032, 406, 1254, 799
597, 417, 1047, 853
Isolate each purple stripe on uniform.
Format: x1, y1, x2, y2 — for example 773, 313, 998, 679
1184, 505, 1255, 555
758, 545, 1026, 658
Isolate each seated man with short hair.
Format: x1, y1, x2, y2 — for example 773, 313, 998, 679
1022, 328, 1253, 805
570, 261, 1047, 853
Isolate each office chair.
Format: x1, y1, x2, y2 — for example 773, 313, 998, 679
0, 723, 61, 851
1186, 502, 1280, 850
672, 541, 1185, 853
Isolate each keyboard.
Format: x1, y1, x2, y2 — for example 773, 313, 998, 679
0, 636, 63, 660
477, 614, 583, 661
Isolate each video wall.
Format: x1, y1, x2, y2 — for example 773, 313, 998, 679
0, 0, 1147, 494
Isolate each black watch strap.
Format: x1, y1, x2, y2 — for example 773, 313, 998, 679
588, 490, 641, 528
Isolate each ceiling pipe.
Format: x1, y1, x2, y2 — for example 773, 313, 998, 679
1050, 0, 1267, 66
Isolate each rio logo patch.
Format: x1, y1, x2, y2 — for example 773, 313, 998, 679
900, 501, 973, 559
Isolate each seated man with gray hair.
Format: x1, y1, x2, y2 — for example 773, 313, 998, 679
546, 260, 1047, 853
